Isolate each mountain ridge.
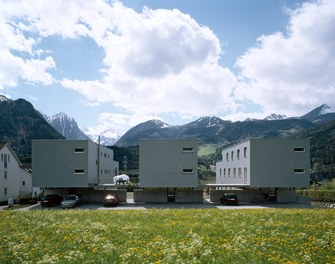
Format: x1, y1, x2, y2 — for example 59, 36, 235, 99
0, 97, 64, 162
46, 112, 90, 140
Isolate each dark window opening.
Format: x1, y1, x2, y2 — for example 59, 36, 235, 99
183, 147, 193, 152
294, 168, 305, 174
182, 169, 194, 173
294, 147, 305, 152
74, 148, 85, 153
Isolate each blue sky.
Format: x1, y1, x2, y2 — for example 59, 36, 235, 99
1, 0, 334, 135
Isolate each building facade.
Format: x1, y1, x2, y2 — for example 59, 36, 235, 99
32, 140, 119, 188
139, 139, 199, 188
0, 143, 32, 202
216, 139, 310, 188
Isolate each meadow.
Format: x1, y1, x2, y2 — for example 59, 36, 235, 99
0, 208, 334, 263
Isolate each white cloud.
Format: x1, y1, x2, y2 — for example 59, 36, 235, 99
1, 0, 236, 121
84, 112, 163, 135
0, 0, 57, 88
2, 0, 335, 133
58, 1, 237, 118
236, 0, 335, 116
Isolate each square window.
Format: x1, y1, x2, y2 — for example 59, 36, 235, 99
182, 169, 193, 173
74, 169, 85, 174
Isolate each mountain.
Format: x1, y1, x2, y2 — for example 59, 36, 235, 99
0, 96, 64, 162
115, 119, 173, 147
301, 104, 335, 123
115, 116, 315, 147
83, 128, 121, 146
264, 113, 287, 120
46, 112, 90, 140
297, 120, 335, 180
181, 116, 229, 128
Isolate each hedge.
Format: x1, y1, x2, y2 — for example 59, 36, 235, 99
297, 189, 335, 202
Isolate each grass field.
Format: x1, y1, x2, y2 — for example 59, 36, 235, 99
0, 208, 334, 263
198, 144, 216, 157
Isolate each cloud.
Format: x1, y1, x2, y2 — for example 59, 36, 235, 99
84, 112, 163, 135
1, 0, 236, 120
2, 0, 335, 133
58, 1, 237, 118
235, 0, 335, 116
0, 0, 56, 88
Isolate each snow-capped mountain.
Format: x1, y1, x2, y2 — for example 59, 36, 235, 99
301, 104, 335, 123
82, 128, 122, 146
319, 104, 335, 115
264, 113, 287, 121
0, 95, 11, 102
115, 119, 173, 147
181, 116, 229, 128
46, 113, 90, 140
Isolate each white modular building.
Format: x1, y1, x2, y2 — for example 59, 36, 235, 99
216, 139, 310, 188
32, 140, 119, 188
139, 139, 198, 188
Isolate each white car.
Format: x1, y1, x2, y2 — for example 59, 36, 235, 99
61, 194, 82, 209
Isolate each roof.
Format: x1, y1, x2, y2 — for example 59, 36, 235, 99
0, 143, 22, 165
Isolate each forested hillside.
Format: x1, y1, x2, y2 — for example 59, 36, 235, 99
298, 120, 335, 180
0, 98, 64, 162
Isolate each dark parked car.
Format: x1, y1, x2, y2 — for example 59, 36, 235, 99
41, 194, 63, 207
220, 193, 239, 205
103, 194, 119, 207
61, 194, 83, 209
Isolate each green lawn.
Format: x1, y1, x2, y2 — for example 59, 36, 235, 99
0, 209, 334, 263
198, 144, 216, 157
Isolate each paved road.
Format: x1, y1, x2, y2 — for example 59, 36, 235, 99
1, 199, 317, 211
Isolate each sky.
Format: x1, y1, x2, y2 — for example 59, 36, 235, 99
1, 0, 335, 135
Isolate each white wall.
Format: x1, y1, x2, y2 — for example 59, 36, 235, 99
216, 139, 310, 188
0, 145, 32, 201
216, 141, 251, 186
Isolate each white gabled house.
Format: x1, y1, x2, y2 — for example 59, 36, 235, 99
0, 143, 32, 202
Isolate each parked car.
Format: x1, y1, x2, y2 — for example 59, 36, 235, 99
220, 193, 239, 205
41, 194, 63, 207
103, 194, 119, 207
61, 194, 82, 209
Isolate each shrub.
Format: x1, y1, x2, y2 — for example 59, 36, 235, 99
16, 196, 38, 205
297, 189, 335, 202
